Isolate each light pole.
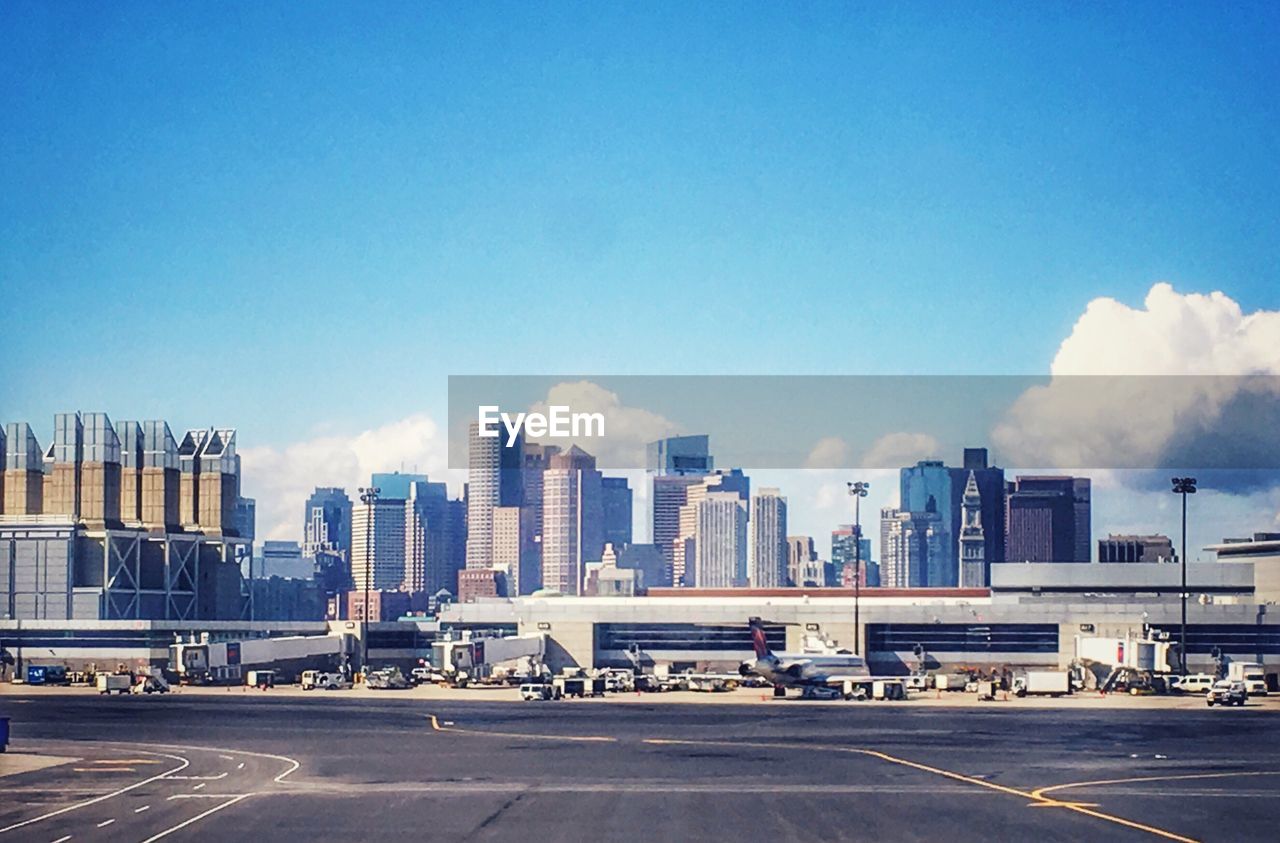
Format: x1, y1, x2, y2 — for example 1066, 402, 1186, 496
1171, 477, 1197, 676
847, 481, 870, 655
358, 486, 381, 672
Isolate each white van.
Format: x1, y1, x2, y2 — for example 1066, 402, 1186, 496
1171, 674, 1214, 694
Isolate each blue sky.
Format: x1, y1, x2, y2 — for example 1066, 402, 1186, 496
3, 4, 1280, 548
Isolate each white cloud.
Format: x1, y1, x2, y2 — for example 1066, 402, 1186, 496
859, 432, 940, 469
527, 380, 677, 468
993, 283, 1280, 477
803, 436, 851, 469
238, 414, 458, 543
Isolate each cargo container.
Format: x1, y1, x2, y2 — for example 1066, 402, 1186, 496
1015, 670, 1070, 697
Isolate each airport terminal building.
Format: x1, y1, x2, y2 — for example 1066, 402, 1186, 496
3, 557, 1278, 677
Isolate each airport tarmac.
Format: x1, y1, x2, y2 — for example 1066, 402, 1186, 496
7, 679, 1280, 709
1, 690, 1277, 842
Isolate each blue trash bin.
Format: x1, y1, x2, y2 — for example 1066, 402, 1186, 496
0, 715, 10, 753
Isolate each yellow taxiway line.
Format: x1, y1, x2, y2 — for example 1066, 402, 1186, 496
427, 716, 1225, 842
1031, 769, 1280, 801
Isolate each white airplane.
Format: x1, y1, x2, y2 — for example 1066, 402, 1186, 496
740, 617, 871, 698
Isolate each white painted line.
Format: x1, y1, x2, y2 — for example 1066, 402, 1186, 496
167, 793, 256, 800
192, 783, 205, 791
217, 755, 234, 761
96, 819, 115, 828
0, 752, 189, 835
237, 763, 245, 770
134, 806, 150, 814
51, 836, 71, 843
140, 794, 253, 842
164, 773, 227, 781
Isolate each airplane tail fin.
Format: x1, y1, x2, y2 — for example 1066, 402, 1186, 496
748, 617, 771, 659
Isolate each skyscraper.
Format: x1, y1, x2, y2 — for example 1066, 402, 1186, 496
465, 421, 524, 570
879, 506, 944, 587
694, 491, 748, 588
493, 504, 540, 595
675, 469, 749, 587
1005, 475, 1092, 563
601, 476, 633, 549
541, 445, 604, 595
648, 434, 712, 588
303, 487, 352, 559
831, 526, 873, 587
787, 536, 827, 587
403, 480, 450, 593
749, 488, 787, 588
899, 449, 1007, 586
351, 497, 406, 590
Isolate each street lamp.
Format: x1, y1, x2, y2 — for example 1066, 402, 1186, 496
1171, 476, 1197, 676
847, 481, 870, 655
358, 486, 381, 671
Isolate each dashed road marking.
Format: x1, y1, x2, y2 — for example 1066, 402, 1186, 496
95, 820, 115, 828
134, 806, 150, 814
140, 794, 254, 842
51, 836, 71, 843
192, 783, 205, 791
0, 751, 189, 835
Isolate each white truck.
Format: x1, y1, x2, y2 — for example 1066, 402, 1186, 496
170, 634, 347, 685
301, 670, 350, 690
1228, 661, 1267, 696
1015, 670, 1070, 697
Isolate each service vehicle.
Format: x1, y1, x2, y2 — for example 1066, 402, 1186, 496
1170, 674, 1214, 694
25, 665, 69, 686
96, 673, 132, 695
246, 670, 276, 688
520, 682, 559, 701
1227, 661, 1267, 696
365, 666, 411, 690
1206, 679, 1248, 707
301, 670, 350, 690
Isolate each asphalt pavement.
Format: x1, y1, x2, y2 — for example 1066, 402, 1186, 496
1, 691, 1277, 842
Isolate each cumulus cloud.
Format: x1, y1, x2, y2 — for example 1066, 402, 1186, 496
859, 432, 940, 469
238, 414, 459, 543
527, 380, 678, 468
803, 437, 851, 469
993, 283, 1280, 487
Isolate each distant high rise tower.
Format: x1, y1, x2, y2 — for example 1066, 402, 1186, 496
647, 435, 712, 587
880, 507, 944, 587
602, 476, 633, 549
749, 488, 787, 588
1005, 475, 1091, 563
694, 491, 748, 588
541, 446, 603, 595
465, 421, 524, 570
675, 469, 748, 587
403, 480, 450, 593
493, 505, 539, 595
303, 487, 353, 560
958, 471, 986, 587
351, 496, 406, 591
